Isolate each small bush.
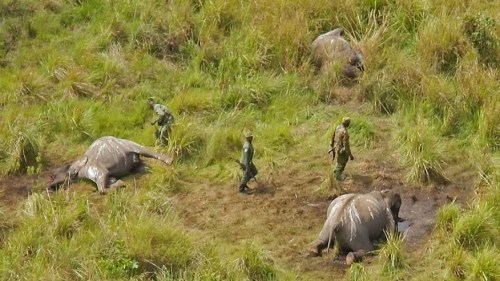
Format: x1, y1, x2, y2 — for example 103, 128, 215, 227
464, 13, 499, 68
378, 231, 407, 276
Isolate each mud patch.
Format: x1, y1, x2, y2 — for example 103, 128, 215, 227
0, 174, 35, 210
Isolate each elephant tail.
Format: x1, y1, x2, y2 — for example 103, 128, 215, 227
326, 194, 357, 251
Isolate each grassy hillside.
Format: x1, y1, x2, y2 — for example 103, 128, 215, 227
0, 0, 499, 280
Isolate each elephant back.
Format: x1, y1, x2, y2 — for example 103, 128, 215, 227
311, 30, 360, 69
84, 137, 145, 168
338, 193, 391, 241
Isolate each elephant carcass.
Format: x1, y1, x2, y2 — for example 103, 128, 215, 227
48, 136, 173, 194
311, 27, 364, 78
308, 189, 401, 264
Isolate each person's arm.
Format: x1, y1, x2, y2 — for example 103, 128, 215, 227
329, 130, 336, 159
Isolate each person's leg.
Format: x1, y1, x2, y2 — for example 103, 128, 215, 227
239, 170, 250, 192
334, 152, 348, 181
159, 125, 168, 145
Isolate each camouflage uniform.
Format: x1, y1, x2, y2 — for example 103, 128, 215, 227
150, 102, 174, 146
239, 134, 258, 192
330, 117, 354, 181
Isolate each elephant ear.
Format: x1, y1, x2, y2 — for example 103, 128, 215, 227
69, 156, 88, 178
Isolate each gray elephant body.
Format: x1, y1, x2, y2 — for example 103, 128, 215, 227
49, 136, 172, 193
309, 190, 401, 263
311, 27, 364, 78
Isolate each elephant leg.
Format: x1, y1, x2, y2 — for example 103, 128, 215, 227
345, 232, 375, 265
307, 240, 329, 257
96, 173, 109, 194
346, 250, 368, 265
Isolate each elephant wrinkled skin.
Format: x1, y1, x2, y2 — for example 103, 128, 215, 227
48, 136, 173, 194
308, 189, 402, 264
311, 27, 364, 78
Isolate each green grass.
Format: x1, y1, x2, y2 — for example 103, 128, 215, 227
378, 231, 407, 277
0, 0, 499, 280
346, 263, 368, 281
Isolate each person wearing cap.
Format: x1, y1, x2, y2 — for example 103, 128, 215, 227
148, 98, 174, 146
329, 117, 354, 181
239, 133, 258, 193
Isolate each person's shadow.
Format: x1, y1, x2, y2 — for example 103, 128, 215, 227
246, 182, 276, 195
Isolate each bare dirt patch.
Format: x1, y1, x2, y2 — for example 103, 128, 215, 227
0, 174, 36, 210
173, 145, 472, 279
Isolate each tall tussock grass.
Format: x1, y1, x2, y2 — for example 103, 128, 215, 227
1, 124, 42, 175
378, 231, 407, 276
435, 197, 500, 281
396, 108, 449, 184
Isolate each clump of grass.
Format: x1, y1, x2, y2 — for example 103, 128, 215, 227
257, 122, 295, 153
378, 231, 407, 276
123, 211, 194, 275
316, 168, 343, 197
464, 13, 499, 68
237, 242, 277, 281
396, 109, 448, 184
346, 262, 368, 281
436, 203, 462, 232
348, 116, 376, 148
166, 119, 205, 161
444, 243, 467, 280
4, 125, 42, 175
464, 247, 500, 281
169, 89, 218, 115
97, 239, 139, 278
451, 203, 496, 251
204, 127, 240, 166
416, 15, 469, 74
360, 50, 422, 114
311, 61, 348, 103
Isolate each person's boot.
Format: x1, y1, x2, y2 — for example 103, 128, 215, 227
239, 184, 247, 193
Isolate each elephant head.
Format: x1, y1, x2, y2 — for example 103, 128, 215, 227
48, 156, 88, 191
381, 189, 402, 229
311, 27, 365, 78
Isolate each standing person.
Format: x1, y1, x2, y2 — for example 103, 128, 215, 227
239, 133, 258, 193
329, 117, 354, 181
148, 98, 174, 146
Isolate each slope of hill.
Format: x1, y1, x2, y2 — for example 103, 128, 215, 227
1, 0, 498, 280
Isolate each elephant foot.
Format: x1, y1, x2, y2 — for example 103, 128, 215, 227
307, 244, 323, 257
346, 252, 355, 265
346, 251, 363, 265
110, 179, 126, 189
